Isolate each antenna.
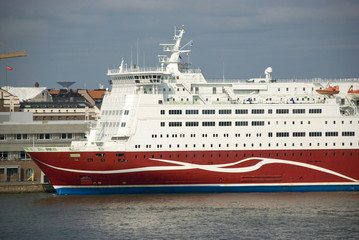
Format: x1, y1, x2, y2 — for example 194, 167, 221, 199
143, 51, 145, 68
222, 62, 225, 83
137, 39, 139, 68
130, 45, 133, 70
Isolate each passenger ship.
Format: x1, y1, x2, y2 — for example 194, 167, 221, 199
26, 27, 359, 195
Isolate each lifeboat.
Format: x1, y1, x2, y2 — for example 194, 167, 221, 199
348, 85, 359, 99
316, 85, 339, 95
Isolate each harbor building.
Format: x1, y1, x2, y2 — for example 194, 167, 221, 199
0, 86, 104, 183
0, 112, 92, 182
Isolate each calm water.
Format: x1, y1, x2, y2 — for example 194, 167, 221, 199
1, 192, 358, 240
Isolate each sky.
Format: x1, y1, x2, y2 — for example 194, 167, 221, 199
0, 0, 359, 89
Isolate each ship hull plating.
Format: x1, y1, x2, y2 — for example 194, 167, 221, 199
28, 149, 359, 195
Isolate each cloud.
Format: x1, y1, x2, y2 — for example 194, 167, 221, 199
1, 0, 359, 88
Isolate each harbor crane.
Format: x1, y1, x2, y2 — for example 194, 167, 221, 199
0, 42, 27, 59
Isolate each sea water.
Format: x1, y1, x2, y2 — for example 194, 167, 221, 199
1, 192, 358, 239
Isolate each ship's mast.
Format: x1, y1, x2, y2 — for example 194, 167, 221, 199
158, 26, 189, 74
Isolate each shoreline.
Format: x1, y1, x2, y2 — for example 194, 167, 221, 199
0, 182, 55, 193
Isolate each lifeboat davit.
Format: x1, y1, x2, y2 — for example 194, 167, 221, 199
316, 85, 339, 95
348, 85, 359, 99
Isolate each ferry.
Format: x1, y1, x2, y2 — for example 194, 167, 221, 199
26, 27, 359, 195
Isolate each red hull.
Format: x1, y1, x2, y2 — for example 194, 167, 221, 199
28, 149, 359, 189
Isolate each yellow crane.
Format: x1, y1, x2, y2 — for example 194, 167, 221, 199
0, 42, 27, 59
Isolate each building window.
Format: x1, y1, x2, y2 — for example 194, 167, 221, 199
37, 134, 52, 140
0, 134, 6, 141
26, 168, 34, 178
61, 133, 73, 139
0, 152, 9, 160
15, 134, 29, 140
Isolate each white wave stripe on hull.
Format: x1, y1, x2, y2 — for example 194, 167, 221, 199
37, 157, 358, 182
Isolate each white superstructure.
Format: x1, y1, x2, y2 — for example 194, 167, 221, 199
77, 27, 358, 153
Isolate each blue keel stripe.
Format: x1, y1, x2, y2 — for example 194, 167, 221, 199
55, 184, 359, 195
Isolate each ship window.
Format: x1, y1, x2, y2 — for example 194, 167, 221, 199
160, 110, 165, 115
219, 109, 232, 114
169, 122, 182, 127
293, 109, 305, 114
202, 109, 215, 114
235, 109, 248, 114
252, 109, 264, 114
96, 153, 106, 157
276, 132, 289, 137
169, 110, 182, 115
186, 122, 198, 127
160, 122, 165, 127
219, 121, 232, 126
276, 109, 289, 114
202, 121, 215, 127
309, 109, 322, 114
293, 132, 305, 137
325, 132, 338, 137
186, 109, 199, 114
235, 121, 248, 126
87, 158, 93, 162
342, 131, 355, 136
251, 121, 264, 126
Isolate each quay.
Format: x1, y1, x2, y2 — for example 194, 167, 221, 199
0, 181, 55, 194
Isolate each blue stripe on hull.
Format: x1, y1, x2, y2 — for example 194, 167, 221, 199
55, 184, 359, 195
